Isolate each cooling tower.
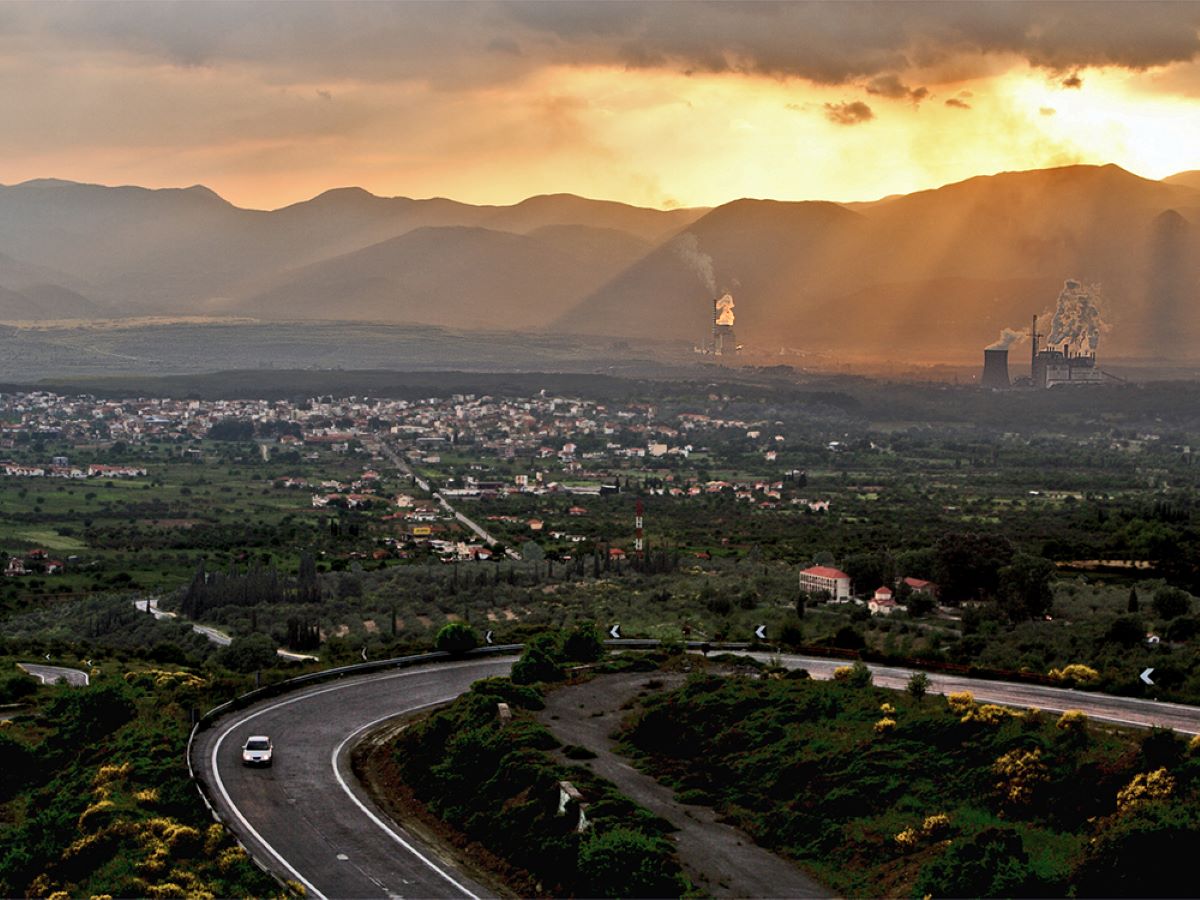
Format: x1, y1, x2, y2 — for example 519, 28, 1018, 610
982, 348, 1010, 389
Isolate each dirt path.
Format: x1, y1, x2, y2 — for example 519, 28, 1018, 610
536, 671, 831, 899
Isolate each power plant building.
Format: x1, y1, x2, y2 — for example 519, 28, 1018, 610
1030, 315, 1105, 388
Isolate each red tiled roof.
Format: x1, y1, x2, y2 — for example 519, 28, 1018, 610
801, 565, 850, 580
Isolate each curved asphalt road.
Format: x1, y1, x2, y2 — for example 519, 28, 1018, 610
193, 651, 1200, 900
192, 657, 514, 900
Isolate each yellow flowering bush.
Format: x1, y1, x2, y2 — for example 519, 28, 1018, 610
961, 703, 1016, 725
1056, 710, 1088, 733
124, 669, 208, 690
1047, 664, 1101, 686
874, 717, 897, 735
203, 823, 225, 856
921, 814, 952, 838
216, 846, 249, 874
879, 702, 895, 715
993, 747, 1048, 805
832, 665, 854, 681
1187, 734, 1200, 754
946, 691, 975, 715
894, 813, 953, 852
77, 799, 117, 832
1116, 768, 1175, 812
93, 762, 132, 787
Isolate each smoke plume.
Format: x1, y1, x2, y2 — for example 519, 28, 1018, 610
675, 233, 717, 295
1046, 279, 1106, 355
987, 327, 1026, 350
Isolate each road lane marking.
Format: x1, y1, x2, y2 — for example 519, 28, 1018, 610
332, 701, 482, 900
207, 660, 510, 899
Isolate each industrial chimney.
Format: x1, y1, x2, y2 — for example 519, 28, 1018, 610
982, 348, 1010, 389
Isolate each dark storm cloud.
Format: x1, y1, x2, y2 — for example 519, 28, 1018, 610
825, 101, 875, 125
1062, 72, 1084, 88
945, 98, 971, 109
5, 1, 1200, 88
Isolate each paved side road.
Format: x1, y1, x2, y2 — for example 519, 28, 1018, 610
536, 672, 829, 899
192, 657, 514, 900
18, 663, 90, 686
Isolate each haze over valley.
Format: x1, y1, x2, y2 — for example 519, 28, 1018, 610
3, 162, 1200, 371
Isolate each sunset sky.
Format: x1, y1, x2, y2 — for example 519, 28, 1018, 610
3, 1, 1200, 210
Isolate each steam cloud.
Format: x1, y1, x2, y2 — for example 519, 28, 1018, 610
715, 293, 736, 327
987, 328, 1025, 350
675, 233, 717, 295
1046, 279, 1106, 355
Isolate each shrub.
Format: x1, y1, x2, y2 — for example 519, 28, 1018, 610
832, 660, 872, 688
1116, 768, 1175, 813
993, 747, 1048, 805
562, 623, 605, 663
434, 622, 478, 654
914, 826, 1042, 898
906, 671, 929, 702
577, 827, 686, 898
874, 717, 896, 735
946, 691, 975, 715
0, 672, 37, 705
218, 633, 277, 673
1152, 587, 1192, 621
511, 633, 565, 685
1073, 797, 1200, 897
962, 703, 1016, 725
1047, 663, 1100, 686
1056, 710, 1088, 733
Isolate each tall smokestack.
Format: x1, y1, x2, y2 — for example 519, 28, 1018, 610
982, 348, 1010, 389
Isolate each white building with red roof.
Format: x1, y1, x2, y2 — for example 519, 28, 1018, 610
799, 565, 852, 601
869, 586, 897, 615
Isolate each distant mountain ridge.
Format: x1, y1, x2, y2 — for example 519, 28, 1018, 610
2, 166, 1200, 361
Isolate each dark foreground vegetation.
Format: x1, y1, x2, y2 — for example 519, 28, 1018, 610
0, 651, 276, 898
619, 665, 1200, 898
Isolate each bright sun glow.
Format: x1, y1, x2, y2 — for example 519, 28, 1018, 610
1003, 66, 1200, 180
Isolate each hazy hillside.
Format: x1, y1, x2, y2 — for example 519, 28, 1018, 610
1164, 169, 1200, 191
4, 166, 1200, 362
0, 180, 701, 315
556, 200, 865, 342
558, 165, 1200, 361
242, 225, 639, 327
481, 194, 704, 242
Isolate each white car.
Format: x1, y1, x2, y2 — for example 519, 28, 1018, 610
241, 735, 273, 767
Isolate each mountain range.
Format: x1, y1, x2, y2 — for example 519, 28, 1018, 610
2, 164, 1199, 363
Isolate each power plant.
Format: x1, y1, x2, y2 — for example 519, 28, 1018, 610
1030, 314, 1104, 388
981, 279, 1111, 389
